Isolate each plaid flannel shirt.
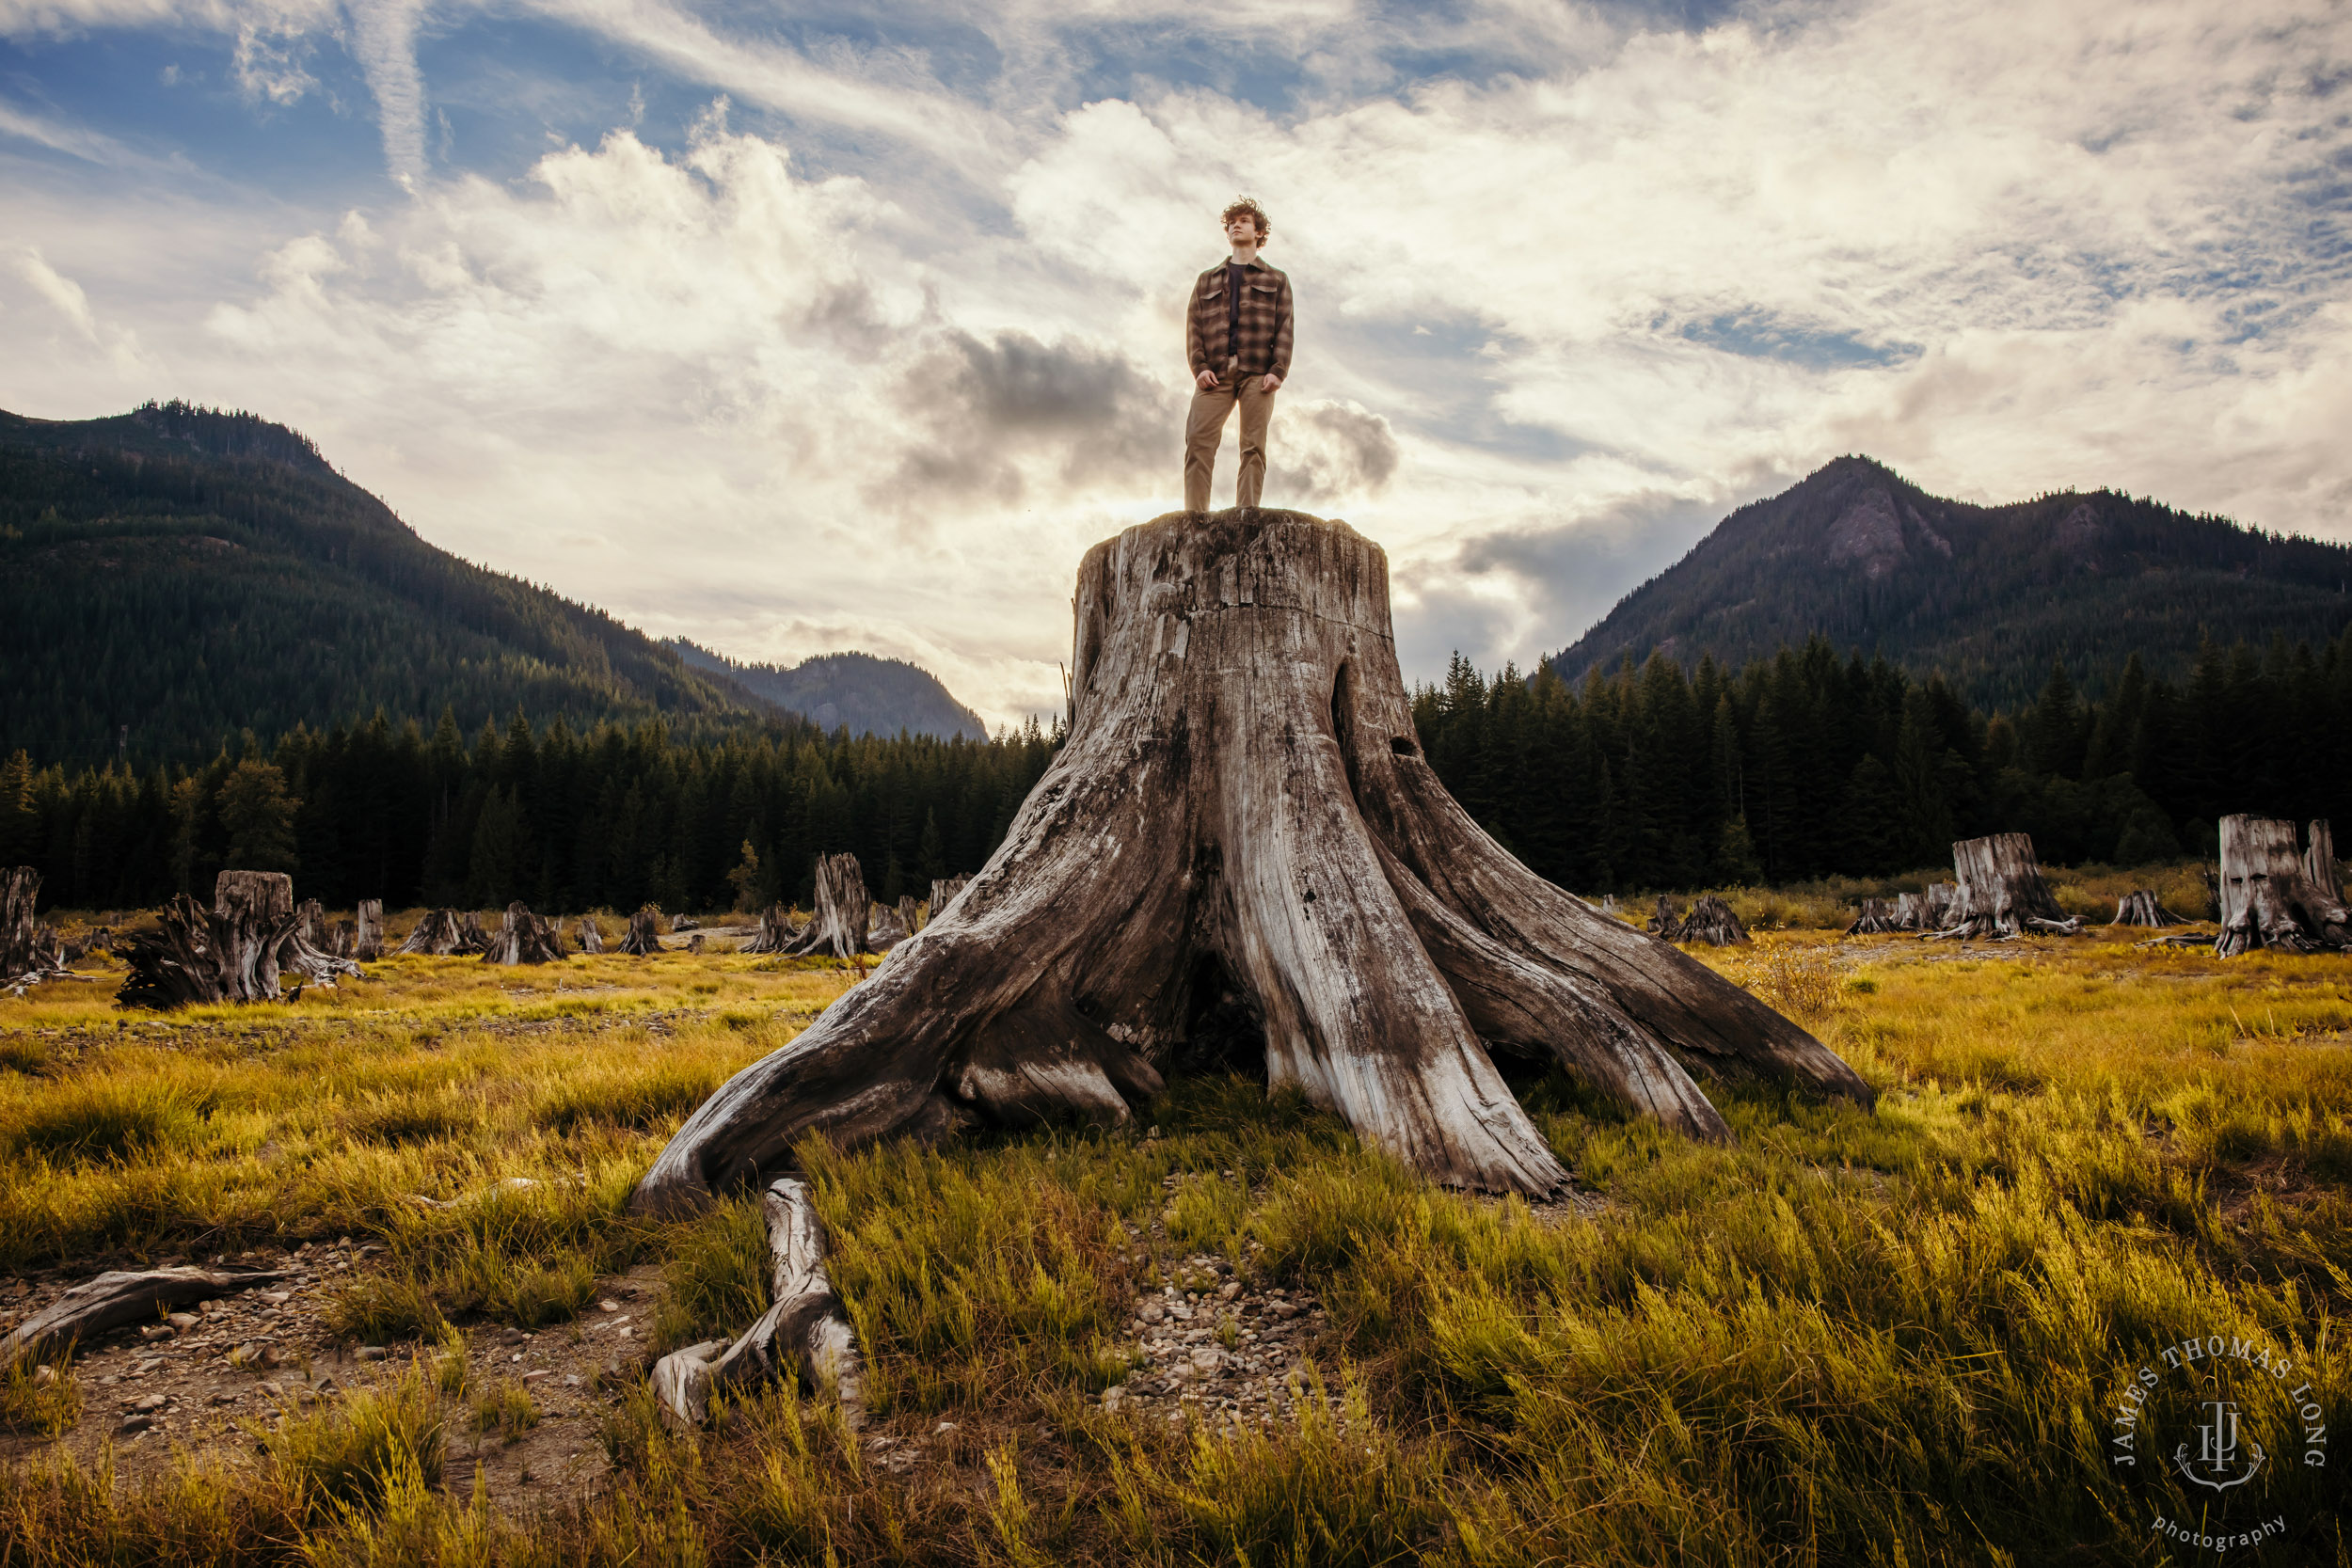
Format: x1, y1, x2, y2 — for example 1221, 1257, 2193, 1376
1185, 257, 1293, 381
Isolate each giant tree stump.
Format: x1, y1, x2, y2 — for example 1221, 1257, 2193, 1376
1929, 834, 2081, 939
2217, 816, 2351, 957
784, 854, 873, 960
631, 509, 1871, 1216
483, 902, 569, 965
2, 867, 75, 990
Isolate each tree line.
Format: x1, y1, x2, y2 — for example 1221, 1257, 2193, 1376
1410, 628, 2352, 893
1, 708, 1059, 915
6, 627, 2347, 915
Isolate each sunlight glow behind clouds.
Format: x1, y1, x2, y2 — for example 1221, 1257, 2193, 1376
1, 0, 2347, 724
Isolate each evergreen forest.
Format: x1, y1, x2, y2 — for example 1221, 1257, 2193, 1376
8, 628, 2348, 916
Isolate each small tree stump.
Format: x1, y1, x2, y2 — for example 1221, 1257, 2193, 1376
117, 870, 310, 1008
482, 902, 569, 964
633, 508, 1870, 1216
2109, 890, 2188, 927
397, 909, 486, 956
1845, 896, 1901, 935
784, 853, 872, 960
1929, 834, 2081, 940
284, 897, 363, 987
576, 917, 606, 954
741, 904, 797, 955
2217, 816, 2351, 958
1677, 895, 1749, 946
926, 877, 970, 928
2, 867, 77, 990
1644, 895, 1684, 940
354, 899, 385, 960
621, 908, 664, 957
688, 933, 707, 955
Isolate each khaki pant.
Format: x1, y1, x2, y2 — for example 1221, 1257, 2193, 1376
1184, 362, 1277, 511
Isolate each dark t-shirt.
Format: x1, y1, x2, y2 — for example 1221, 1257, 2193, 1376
1226, 261, 1251, 362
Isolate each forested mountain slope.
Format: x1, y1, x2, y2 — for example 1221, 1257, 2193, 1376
0, 402, 769, 765
668, 642, 989, 739
1551, 457, 2352, 707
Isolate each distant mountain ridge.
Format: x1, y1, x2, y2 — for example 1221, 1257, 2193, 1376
1549, 456, 2352, 708
668, 641, 989, 740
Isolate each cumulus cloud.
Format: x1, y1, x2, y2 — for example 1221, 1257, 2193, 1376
1, 0, 2348, 723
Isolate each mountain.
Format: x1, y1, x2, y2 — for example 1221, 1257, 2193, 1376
0, 401, 774, 765
1549, 456, 2352, 708
668, 641, 990, 740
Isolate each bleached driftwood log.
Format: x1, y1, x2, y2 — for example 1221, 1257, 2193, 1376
354, 899, 385, 960
649, 1177, 862, 1427
2, 1265, 288, 1366
398, 909, 488, 957
1928, 835, 2081, 940
632, 508, 1870, 1218
1845, 897, 1901, 935
925, 877, 969, 928
576, 916, 606, 954
482, 902, 569, 964
2110, 890, 2189, 927
116, 870, 314, 1008
2217, 816, 2352, 958
741, 904, 797, 955
1677, 895, 1750, 946
783, 853, 872, 960
620, 908, 663, 957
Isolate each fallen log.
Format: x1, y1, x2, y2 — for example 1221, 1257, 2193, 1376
2109, 890, 2189, 927
1677, 895, 1750, 946
1928, 835, 2081, 939
649, 1177, 862, 1427
2, 1265, 288, 1367
632, 507, 1869, 1217
482, 902, 569, 964
620, 908, 664, 957
2217, 816, 2351, 958
741, 904, 797, 955
783, 853, 872, 960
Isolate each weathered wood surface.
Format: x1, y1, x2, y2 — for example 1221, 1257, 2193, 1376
1676, 895, 1750, 946
2217, 816, 2352, 958
1929, 835, 2081, 939
632, 509, 1870, 1217
650, 1177, 862, 1427
2109, 890, 2188, 927
1890, 883, 1957, 931
784, 853, 873, 960
2, 866, 77, 990
117, 870, 314, 1008
741, 904, 797, 955
576, 916, 606, 954
283, 896, 364, 986
398, 909, 489, 957
2308, 819, 2344, 902
620, 908, 663, 957
354, 899, 385, 960
2, 1266, 287, 1366
482, 902, 569, 964
1845, 896, 1901, 935
926, 877, 970, 927
1644, 896, 1682, 938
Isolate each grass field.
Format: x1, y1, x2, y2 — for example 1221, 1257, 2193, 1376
3, 903, 2349, 1565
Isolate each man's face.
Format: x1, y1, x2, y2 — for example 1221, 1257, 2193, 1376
1225, 214, 1261, 249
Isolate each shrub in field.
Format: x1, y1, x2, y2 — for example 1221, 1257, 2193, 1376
262, 1359, 445, 1513
471, 1381, 539, 1444
5, 1078, 206, 1164
0, 1358, 79, 1436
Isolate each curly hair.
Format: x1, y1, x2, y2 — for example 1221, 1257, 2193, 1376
1219, 198, 1270, 244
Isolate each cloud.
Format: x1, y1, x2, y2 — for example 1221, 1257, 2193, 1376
13, 245, 97, 339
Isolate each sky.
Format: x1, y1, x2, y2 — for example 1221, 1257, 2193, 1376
3, 0, 2348, 727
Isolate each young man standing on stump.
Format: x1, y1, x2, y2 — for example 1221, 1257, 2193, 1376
1184, 198, 1293, 512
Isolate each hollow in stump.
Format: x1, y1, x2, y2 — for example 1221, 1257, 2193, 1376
631, 508, 1872, 1217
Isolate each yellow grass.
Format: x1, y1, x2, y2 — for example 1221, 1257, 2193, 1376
3, 925, 2349, 1564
